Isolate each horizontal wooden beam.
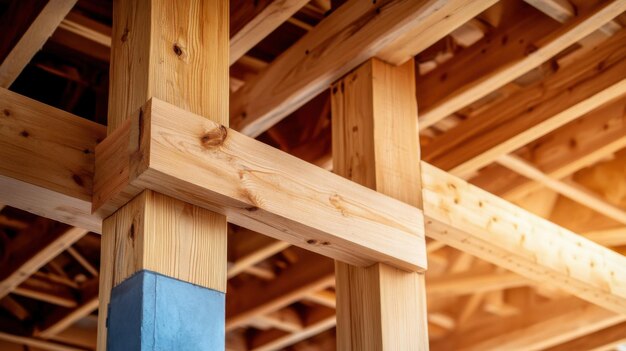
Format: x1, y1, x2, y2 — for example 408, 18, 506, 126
421, 162, 626, 314
0, 331, 88, 351
229, 0, 309, 65
0, 88, 104, 232
543, 320, 626, 351
93, 98, 427, 271
230, 0, 497, 137
4, 89, 626, 315
417, 0, 626, 130
432, 297, 626, 350
424, 27, 626, 178
13, 276, 77, 308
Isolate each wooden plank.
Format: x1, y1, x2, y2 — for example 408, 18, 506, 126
250, 307, 336, 351
66, 247, 98, 277
524, 0, 621, 35
585, 227, 626, 247
543, 321, 626, 351
471, 97, 626, 200
421, 161, 626, 314
93, 97, 427, 272
416, 5, 559, 127
226, 249, 334, 331
230, 0, 497, 137
230, 0, 310, 65
432, 298, 626, 350
0, 221, 87, 300
331, 58, 428, 350
417, 0, 626, 130
497, 154, 626, 225
0, 0, 77, 87
98, 1, 229, 350
13, 276, 77, 308
0, 88, 104, 233
227, 227, 290, 279
424, 27, 626, 178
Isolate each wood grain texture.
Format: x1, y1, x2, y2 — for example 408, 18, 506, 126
543, 321, 626, 351
0, 0, 77, 87
230, 0, 309, 65
230, 0, 496, 137
99, 1, 230, 349
421, 161, 626, 314
97, 190, 227, 349
418, 0, 626, 129
424, 27, 626, 177
0, 88, 104, 232
332, 58, 428, 350
94, 97, 427, 271
108, 0, 228, 133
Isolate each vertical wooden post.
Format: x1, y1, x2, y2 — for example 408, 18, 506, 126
97, 0, 228, 350
331, 58, 429, 350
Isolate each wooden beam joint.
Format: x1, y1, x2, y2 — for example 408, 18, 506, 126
93, 98, 427, 272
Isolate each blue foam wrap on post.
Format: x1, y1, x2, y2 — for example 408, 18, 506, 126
107, 270, 225, 351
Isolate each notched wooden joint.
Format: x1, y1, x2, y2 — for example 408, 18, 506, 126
200, 125, 228, 148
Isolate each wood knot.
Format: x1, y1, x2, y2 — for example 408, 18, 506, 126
121, 28, 129, 42
20, 130, 29, 137
2, 109, 10, 117
245, 206, 258, 212
72, 174, 85, 187
173, 43, 185, 58
129, 223, 135, 241
200, 126, 227, 148
306, 239, 330, 246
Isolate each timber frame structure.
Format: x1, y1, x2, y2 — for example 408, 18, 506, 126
0, 0, 625, 350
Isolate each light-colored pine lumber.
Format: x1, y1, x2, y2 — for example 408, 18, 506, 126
584, 227, 626, 247
472, 97, 626, 200
418, 0, 626, 130
227, 249, 335, 331
230, 0, 497, 137
66, 247, 98, 277
424, 27, 626, 178
230, 0, 309, 65
331, 58, 429, 350
543, 321, 626, 351
421, 161, 626, 314
13, 276, 77, 308
97, 1, 229, 350
0, 0, 77, 88
93, 98, 427, 272
497, 154, 626, 225
0, 88, 104, 232
228, 228, 291, 279
524, 0, 621, 35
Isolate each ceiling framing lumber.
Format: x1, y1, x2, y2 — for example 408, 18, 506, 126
417, 0, 626, 130
421, 162, 626, 314
2, 86, 626, 314
471, 97, 626, 200
431, 297, 626, 350
543, 321, 626, 351
0, 0, 77, 88
230, 0, 310, 65
497, 154, 626, 225
424, 27, 626, 178
230, 0, 497, 137
0, 220, 87, 300
524, 0, 622, 35
0, 88, 104, 233
93, 98, 427, 271
12, 276, 78, 308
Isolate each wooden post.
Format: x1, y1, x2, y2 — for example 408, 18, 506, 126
97, 0, 228, 350
331, 58, 429, 350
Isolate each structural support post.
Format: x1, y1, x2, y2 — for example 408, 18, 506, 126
97, 0, 228, 350
331, 58, 429, 349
